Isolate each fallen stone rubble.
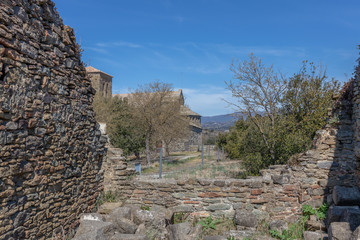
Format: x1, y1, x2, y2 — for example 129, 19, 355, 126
71, 204, 276, 240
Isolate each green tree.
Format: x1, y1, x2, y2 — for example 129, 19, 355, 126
93, 95, 145, 157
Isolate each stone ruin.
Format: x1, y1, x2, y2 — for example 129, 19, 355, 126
0, 0, 106, 239
2, 0, 360, 239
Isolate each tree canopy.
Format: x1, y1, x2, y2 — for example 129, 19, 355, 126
220, 55, 340, 175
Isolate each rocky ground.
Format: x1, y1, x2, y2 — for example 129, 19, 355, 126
71, 203, 275, 240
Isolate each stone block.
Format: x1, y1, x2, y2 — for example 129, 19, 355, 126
269, 220, 288, 233
303, 231, 327, 240
272, 175, 290, 184
340, 208, 360, 231
328, 222, 352, 240
206, 204, 231, 211
234, 209, 257, 228
333, 186, 360, 206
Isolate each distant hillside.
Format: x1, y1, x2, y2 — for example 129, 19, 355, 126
201, 112, 243, 130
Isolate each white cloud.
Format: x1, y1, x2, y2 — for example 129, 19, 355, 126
180, 86, 238, 116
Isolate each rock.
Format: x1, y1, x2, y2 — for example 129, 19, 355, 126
234, 209, 258, 228
113, 218, 138, 234
306, 219, 326, 231
108, 207, 132, 221
326, 206, 359, 227
303, 231, 327, 240
73, 221, 115, 240
109, 234, 149, 240
203, 236, 225, 240
351, 225, 360, 240
228, 229, 255, 239
135, 223, 147, 235
206, 204, 231, 211
340, 208, 360, 231
328, 222, 352, 240
80, 213, 106, 222
168, 222, 191, 240
269, 220, 288, 233
272, 175, 290, 184
332, 186, 360, 206
98, 202, 123, 215
74, 219, 111, 238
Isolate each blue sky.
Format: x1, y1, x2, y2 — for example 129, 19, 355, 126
53, 0, 360, 116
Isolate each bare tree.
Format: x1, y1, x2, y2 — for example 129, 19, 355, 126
130, 81, 189, 164
225, 53, 286, 161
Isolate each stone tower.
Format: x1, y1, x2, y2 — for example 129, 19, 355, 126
86, 66, 113, 98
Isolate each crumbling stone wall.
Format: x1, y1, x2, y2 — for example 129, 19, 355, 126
0, 0, 106, 239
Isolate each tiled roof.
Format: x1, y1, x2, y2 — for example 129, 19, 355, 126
86, 66, 113, 78
180, 105, 201, 117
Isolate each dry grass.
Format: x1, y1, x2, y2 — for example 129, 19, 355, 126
141, 151, 243, 179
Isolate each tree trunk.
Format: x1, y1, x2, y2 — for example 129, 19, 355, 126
145, 134, 151, 165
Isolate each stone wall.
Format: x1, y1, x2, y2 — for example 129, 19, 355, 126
86, 66, 113, 98
0, 1, 106, 239
108, 59, 360, 225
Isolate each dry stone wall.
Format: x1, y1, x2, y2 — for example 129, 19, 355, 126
0, 0, 106, 239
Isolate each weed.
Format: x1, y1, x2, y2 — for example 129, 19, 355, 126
140, 205, 150, 211
302, 203, 328, 220
269, 217, 307, 240
173, 212, 189, 224
198, 216, 220, 231
94, 191, 118, 211
328, 114, 340, 125
227, 236, 236, 240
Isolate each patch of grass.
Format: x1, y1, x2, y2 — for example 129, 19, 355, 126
198, 216, 220, 231
173, 212, 190, 224
269, 217, 307, 240
198, 216, 236, 237
140, 205, 151, 211
95, 191, 119, 210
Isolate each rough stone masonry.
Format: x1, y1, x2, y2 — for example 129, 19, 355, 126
0, 0, 106, 239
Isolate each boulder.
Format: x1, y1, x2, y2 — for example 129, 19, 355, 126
332, 186, 360, 206
328, 222, 352, 240
72, 221, 116, 240
234, 210, 258, 228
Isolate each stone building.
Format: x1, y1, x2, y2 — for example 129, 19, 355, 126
113, 89, 202, 151
86, 66, 113, 98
